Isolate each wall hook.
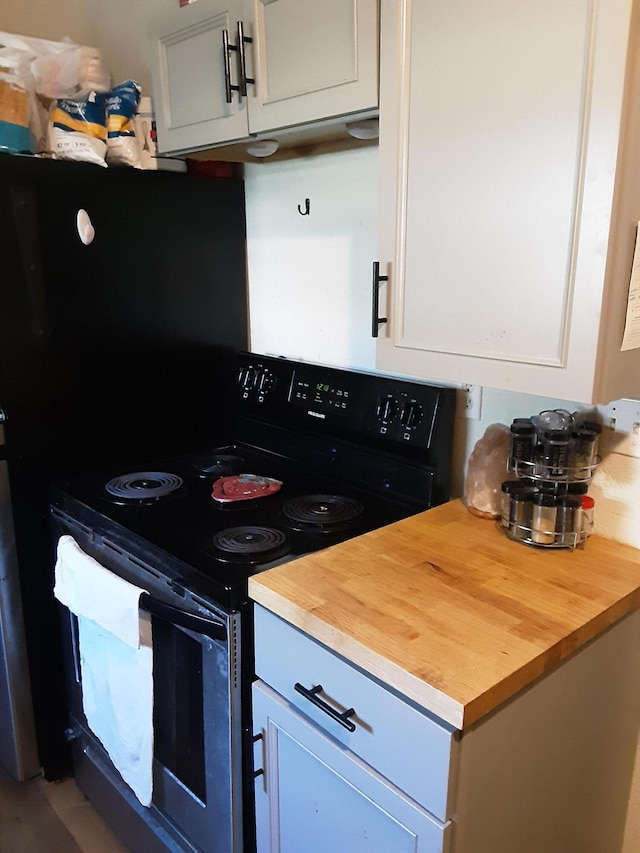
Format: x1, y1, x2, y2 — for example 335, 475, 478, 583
297, 198, 310, 216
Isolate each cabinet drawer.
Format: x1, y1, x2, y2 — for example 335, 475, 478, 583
253, 605, 458, 821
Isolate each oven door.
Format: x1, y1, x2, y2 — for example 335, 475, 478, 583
56, 518, 244, 853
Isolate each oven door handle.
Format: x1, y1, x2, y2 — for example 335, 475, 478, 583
139, 593, 227, 641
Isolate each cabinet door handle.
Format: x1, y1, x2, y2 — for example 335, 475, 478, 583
222, 28, 235, 103
223, 23, 255, 102
294, 683, 357, 732
252, 732, 265, 780
371, 261, 388, 337
236, 20, 255, 97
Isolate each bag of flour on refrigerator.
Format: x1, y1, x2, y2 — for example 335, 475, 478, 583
106, 80, 141, 167
48, 90, 107, 165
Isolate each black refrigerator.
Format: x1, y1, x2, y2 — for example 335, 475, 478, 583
0, 152, 248, 779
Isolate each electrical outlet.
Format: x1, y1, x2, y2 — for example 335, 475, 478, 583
596, 398, 640, 459
462, 383, 483, 420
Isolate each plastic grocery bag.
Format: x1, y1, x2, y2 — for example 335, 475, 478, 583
0, 31, 110, 100
0, 31, 110, 155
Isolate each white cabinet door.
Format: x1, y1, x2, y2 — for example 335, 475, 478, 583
149, 0, 249, 155
244, 0, 379, 135
150, 0, 379, 156
376, 0, 640, 404
253, 681, 451, 853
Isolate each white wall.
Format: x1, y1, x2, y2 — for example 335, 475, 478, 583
79, 0, 157, 92
245, 147, 378, 371
2, 0, 160, 95
1, 1, 93, 46
244, 147, 623, 502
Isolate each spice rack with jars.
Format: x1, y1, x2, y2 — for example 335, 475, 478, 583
499, 410, 600, 549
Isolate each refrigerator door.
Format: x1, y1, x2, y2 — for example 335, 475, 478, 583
0, 153, 249, 462
0, 422, 39, 780
0, 152, 249, 778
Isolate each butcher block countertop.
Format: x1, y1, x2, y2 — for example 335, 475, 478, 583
248, 499, 640, 731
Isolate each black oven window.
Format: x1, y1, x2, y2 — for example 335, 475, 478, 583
152, 618, 206, 803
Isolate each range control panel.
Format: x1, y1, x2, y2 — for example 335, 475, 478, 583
236, 352, 455, 453
290, 374, 352, 414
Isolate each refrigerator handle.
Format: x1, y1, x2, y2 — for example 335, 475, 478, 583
10, 185, 50, 342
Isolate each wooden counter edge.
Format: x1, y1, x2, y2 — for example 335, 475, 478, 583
248, 581, 466, 728
248, 500, 640, 730
249, 580, 640, 731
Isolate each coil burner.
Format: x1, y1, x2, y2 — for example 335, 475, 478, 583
211, 526, 290, 564
104, 472, 185, 505
281, 494, 364, 532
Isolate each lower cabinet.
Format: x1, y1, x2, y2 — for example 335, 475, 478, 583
252, 602, 640, 853
252, 681, 451, 853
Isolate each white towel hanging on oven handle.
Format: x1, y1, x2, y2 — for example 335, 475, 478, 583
54, 534, 153, 807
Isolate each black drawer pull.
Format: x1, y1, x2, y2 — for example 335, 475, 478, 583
294, 682, 357, 732
371, 261, 388, 337
252, 732, 265, 780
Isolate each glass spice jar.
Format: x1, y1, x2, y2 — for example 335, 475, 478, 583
581, 495, 595, 536
509, 489, 534, 541
531, 492, 557, 545
581, 420, 602, 459
500, 480, 524, 528
508, 418, 536, 472
571, 427, 597, 480
540, 428, 571, 478
556, 494, 583, 546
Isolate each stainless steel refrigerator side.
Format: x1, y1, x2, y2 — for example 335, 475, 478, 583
0, 415, 39, 780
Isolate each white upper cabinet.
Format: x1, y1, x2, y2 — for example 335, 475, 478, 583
149, 1, 246, 154
376, 0, 640, 404
246, 0, 379, 134
149, 0, 379, 156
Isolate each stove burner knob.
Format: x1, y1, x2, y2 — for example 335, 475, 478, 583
400, 401, 423, 429
238, 367, 253, 390
239, 367, 262, 393
258, 369, 274, 393
376, 394, 397, 422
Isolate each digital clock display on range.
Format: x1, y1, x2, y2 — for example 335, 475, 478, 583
289, 372, 350, 414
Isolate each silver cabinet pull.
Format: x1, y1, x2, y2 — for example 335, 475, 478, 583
236, 20, 255, 96
222, 22, 255, 103
222, 28, 234, 103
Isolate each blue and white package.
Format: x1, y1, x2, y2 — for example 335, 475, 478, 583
49, 91, 107, 166
106, 80, 141, 167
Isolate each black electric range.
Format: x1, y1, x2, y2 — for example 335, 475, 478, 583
49, 352, 456, 853
51, 353, 456, 609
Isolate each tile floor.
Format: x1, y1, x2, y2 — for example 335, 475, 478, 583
0, 766, 128, 853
